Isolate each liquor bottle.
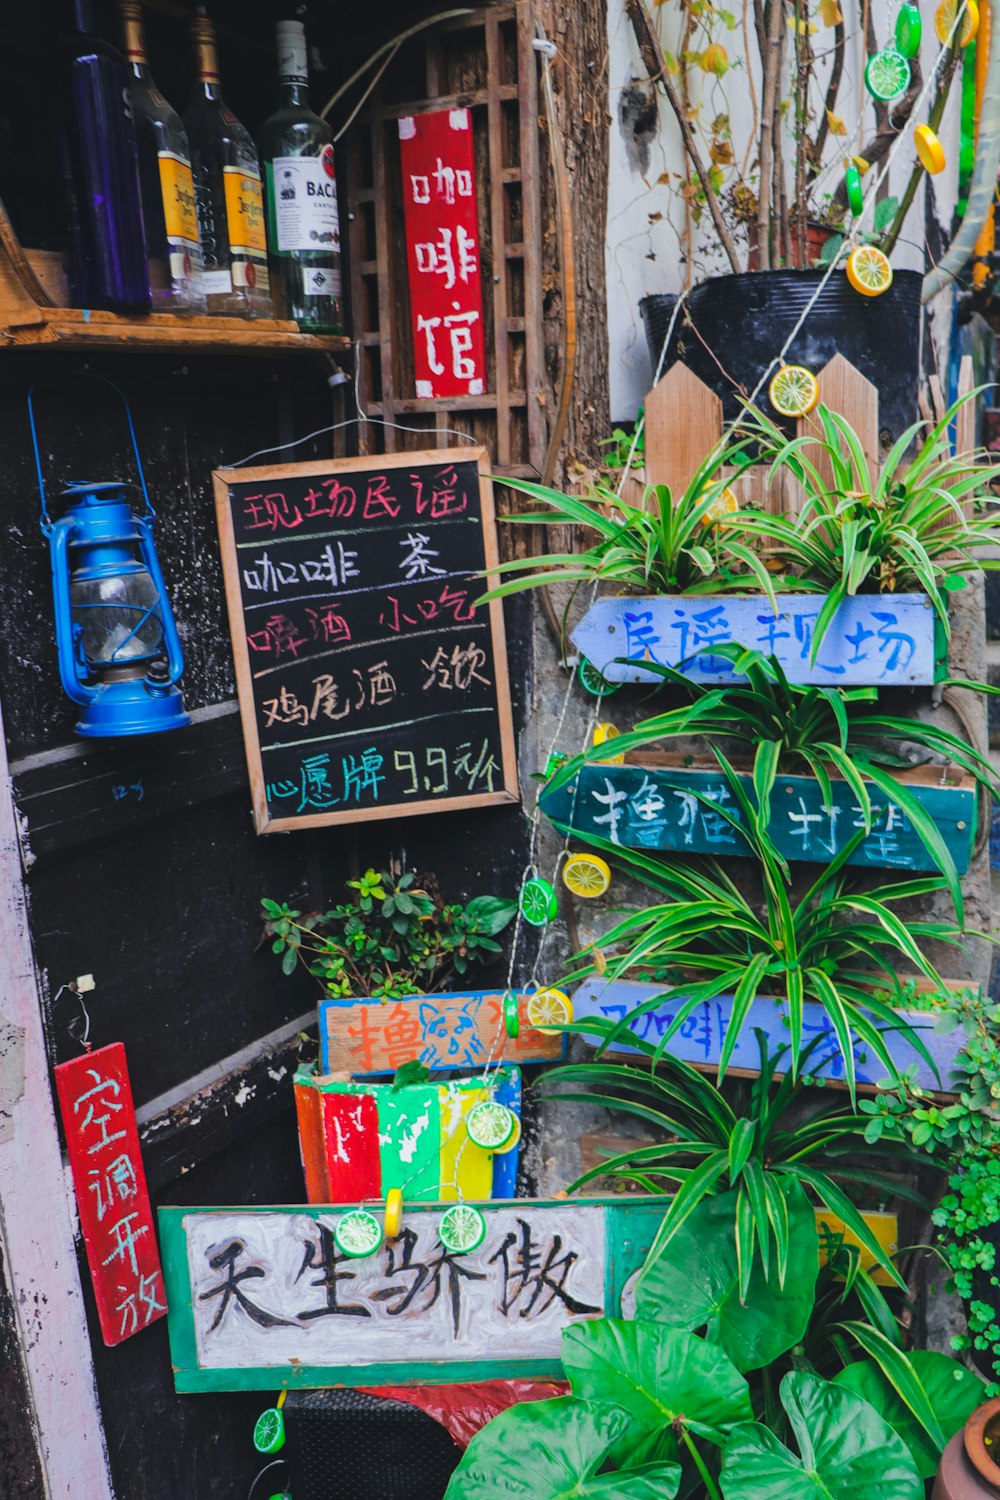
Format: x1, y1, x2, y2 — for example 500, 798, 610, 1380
119, 1, 206, 315
61, 0, 151, 314
259, 19, 343, 333
183, 7, 272, 318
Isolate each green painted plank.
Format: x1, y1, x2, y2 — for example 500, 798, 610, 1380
378, 1085, 441, 1200
540, 762, 975, 874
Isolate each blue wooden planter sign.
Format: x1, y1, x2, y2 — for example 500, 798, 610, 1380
540, 761, 974, 875
318, 989, 564, 1076
158, 1196, 664, 1392
571, 977, 967, 1092
571, 593, 940, 686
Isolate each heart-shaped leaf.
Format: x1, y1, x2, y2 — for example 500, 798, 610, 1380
635, 1181, 817, 1371
720, 1370, 923, 1500
834, 1352, 986, 1478
443, 1396, 681, 1500
561, 1318, 752, 1466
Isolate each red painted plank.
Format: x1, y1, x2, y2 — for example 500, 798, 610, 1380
320, 1091, 381, 1202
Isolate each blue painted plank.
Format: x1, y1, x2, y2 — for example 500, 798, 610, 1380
540, 762, 975, 874
571, 593, 939, 685
572, 977, 967, 1092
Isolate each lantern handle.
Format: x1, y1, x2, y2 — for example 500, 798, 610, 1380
27, 371, 154, 533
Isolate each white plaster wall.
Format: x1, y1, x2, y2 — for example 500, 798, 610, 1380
606, 2, 965, 418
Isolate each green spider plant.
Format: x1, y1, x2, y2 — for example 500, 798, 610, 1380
556, 758, 961, 1102
548, 643, 994, 924
481, 433, 780, 605
732, 396, 1000, 656
537, 1027, 926, 1292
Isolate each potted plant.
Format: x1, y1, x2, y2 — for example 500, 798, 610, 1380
626, 0, 964, 440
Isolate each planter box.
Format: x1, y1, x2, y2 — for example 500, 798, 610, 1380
540, 755, 975, 874
318, 989, 564, 1076
571, 593, 942, 686
571, 977, 968, 1092
294, 1065, 522, 1205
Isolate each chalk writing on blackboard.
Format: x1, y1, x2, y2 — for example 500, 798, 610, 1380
213, 448, 518, 832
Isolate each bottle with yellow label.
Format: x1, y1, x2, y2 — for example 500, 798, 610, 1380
183, 6, 271, 318
118, 0, 205, 314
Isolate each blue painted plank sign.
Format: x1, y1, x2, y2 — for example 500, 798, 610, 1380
571, 977, 968, 1092
158, 1197, 665, 1392
539, 761, 975, 874
570, 593, 940, 686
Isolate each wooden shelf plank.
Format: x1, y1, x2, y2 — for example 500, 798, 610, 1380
1, 307, 349, 355
368, 392, 527, 414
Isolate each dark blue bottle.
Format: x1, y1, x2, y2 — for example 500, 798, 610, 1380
62, 0, 151, 313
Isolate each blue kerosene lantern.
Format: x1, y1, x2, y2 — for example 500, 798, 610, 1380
30, 377, 189, 738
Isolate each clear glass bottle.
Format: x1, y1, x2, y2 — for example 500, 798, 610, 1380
61, 0, 151, 314
182, 7, 272, 318
259, 19, 343, 333
118, 0, 205, 315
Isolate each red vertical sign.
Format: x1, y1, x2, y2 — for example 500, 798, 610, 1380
398, 108, 487, 399
54, 1043, 166, 1347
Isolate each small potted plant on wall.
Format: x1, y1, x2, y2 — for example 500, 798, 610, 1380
626, 0, 965, 441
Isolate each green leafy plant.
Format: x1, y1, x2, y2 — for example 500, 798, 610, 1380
481, 435, 780, 603
551, 767, 958, 1097
261, 870, 516, 999
444, 1186, 972, 1500
597, 415, 645, 472
548, 642, 997, 923
815, 195, 900, 268
538, 1029, 926, 1291
735, 397, 1000, 652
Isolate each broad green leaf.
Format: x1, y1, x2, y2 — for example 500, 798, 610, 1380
635, 1183, 817, 1371
463, 894, 517, 935
834, 1352, 985, 1478
443, 1395, 682, 1499
561, 1320, 751, 1464
720, 1370, 923, 1500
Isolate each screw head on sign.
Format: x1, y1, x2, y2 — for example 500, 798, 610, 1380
520, 876, 558, 927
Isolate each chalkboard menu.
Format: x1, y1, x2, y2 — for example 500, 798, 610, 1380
212, 448, 519, 832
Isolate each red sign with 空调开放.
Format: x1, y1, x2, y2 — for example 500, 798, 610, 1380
398, 108, 487, 400
54, 1042, 167, 1347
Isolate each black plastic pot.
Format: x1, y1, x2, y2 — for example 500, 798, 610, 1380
640, 268, 923, 446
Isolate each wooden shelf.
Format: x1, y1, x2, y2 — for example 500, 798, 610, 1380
0, 306, 350, 355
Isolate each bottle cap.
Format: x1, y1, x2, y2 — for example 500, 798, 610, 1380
276, 20, 308, 83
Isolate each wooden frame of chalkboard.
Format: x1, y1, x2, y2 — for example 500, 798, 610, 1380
212, 448, 519, 833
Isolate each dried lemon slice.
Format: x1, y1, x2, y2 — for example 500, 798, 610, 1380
914, 124, 946, 176
593, 721, 625, 764
526, 987, 574, 1033
768, 365, 819, 417
935, 0, 979, 45
562, 853, 612, 899
384, 1187, 403, 1239
846, 244, 893, 297
700, 485, 739, 527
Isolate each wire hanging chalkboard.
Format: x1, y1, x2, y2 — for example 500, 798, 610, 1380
212, 448, 519, 832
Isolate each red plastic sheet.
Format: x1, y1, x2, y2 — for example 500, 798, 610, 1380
360, 1379, 569, 1450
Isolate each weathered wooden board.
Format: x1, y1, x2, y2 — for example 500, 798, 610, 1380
539, 760, 975, 874
319, 989, 564, 1075
294, 1066, 522, 1204
572, 977, 966, 1092
571, 593, 941, 686
159, 1196, 664, 1391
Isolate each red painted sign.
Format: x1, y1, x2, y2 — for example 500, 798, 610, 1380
54, 1043, 166, 1347
398, 108, 487, 399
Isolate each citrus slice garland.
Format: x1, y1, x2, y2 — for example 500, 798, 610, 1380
914, 124, 946, 175
768, 365, 819, 418
384, 1187, 403, 1239
936, 0, 979, 45
467, 1099, 517, 1151
846, 244, 893, 297
895, 3, 922, 55
845, 165, 864, 217
593, 721, 625, 764
545, 751, 568, 777
439, 1203, 486, 1255
525, 987, 574, 1034
578, 656, 621, 696
562, 853, 612, 899
700, 485, 738, 527
864, 48, 911, 102
496, 1113, 522, 1155
334, 1208, 384, 1259
253, 1408, 286, 1455
519, 876, 558, 927
503, 989, 520, 1038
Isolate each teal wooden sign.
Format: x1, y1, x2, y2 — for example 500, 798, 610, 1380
540, 761, 975, 874
571, 593, 942, 686
159, 1198, 664, 1392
